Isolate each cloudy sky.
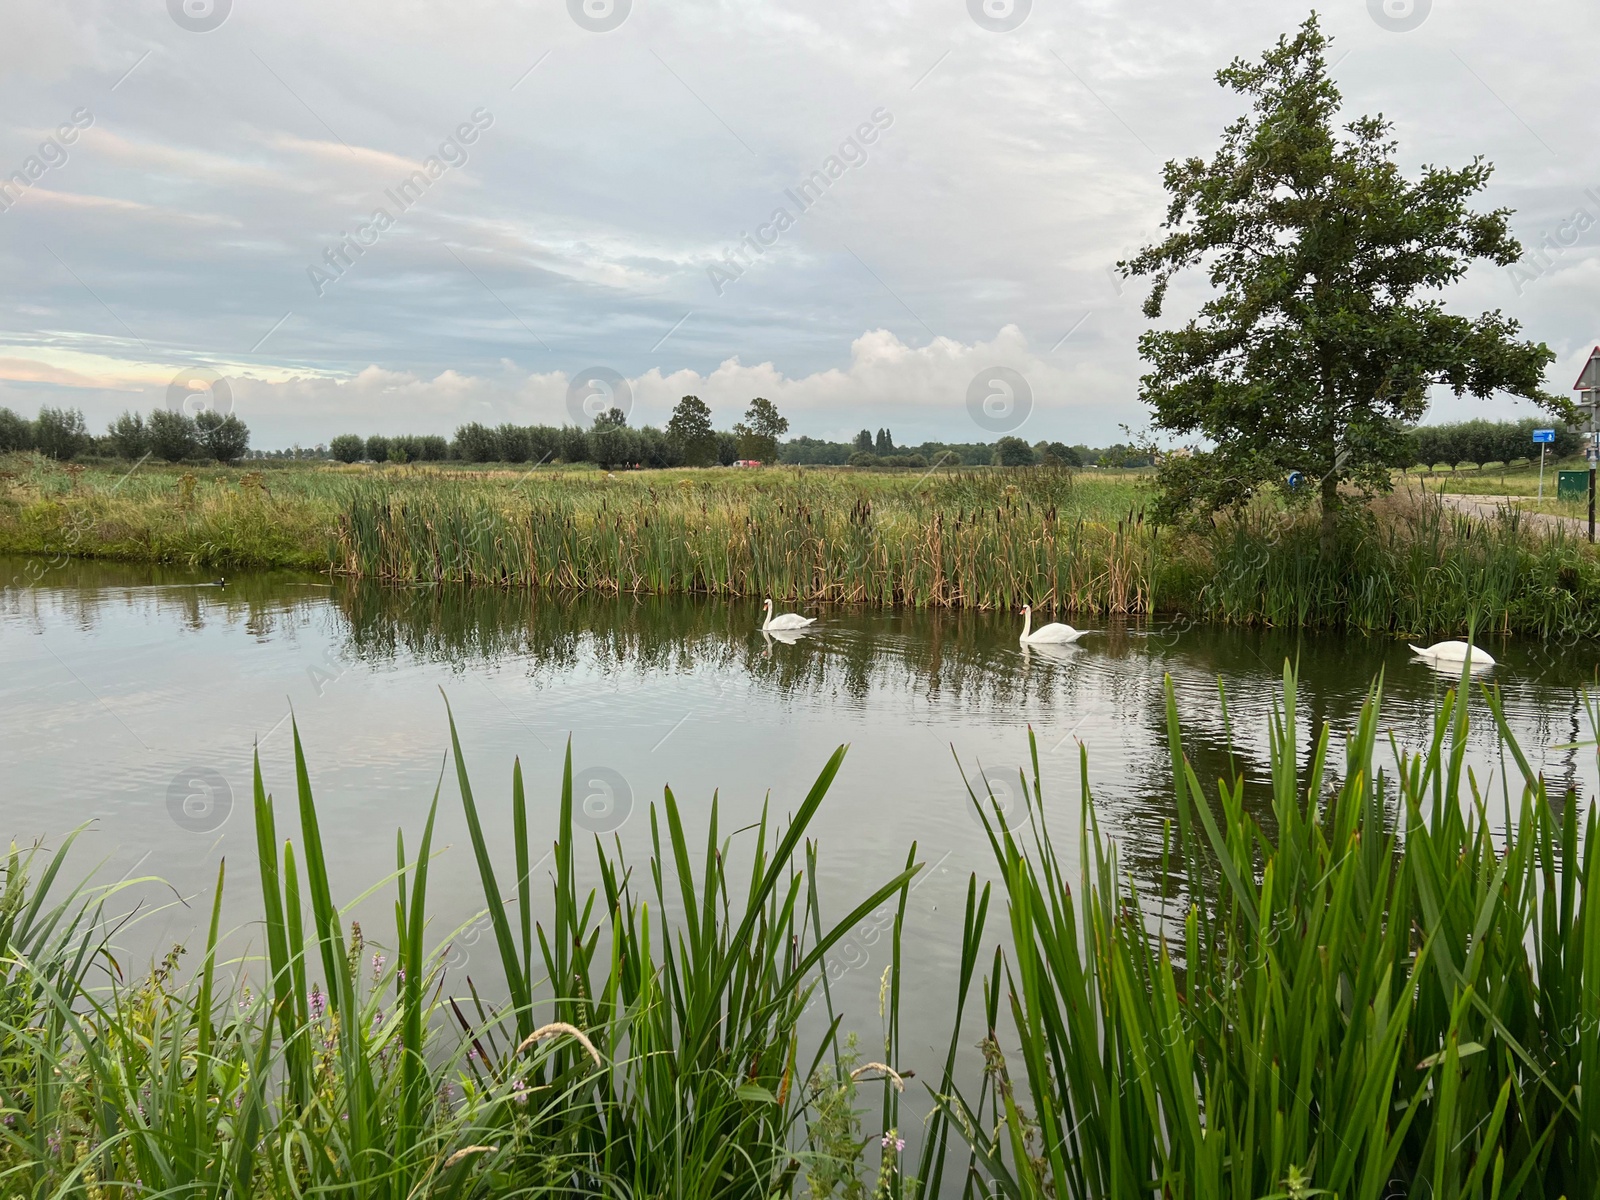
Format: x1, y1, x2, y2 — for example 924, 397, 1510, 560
0, 0, 1595, 449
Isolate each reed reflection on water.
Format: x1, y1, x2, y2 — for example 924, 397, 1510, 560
3, 557, 1598, 1042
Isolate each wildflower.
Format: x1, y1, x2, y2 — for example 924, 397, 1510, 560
511, 1077, 529, 1104
46, 1129, 62, 1157
881, 1130, 905, 1153
308, 985, 326, 1021
371, 952, 386, 981
438, 1080, 455, 1108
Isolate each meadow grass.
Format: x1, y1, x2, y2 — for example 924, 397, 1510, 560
6, 453, 1600, 637
3, 667, 1598, 1197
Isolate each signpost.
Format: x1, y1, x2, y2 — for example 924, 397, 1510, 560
1577, 347, 1600, 543
1534, 428, 1554, 501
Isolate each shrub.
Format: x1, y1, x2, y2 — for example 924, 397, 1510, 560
330, 434, 365, 463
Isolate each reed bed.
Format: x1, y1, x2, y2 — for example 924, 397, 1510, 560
7, 452, 1600, 637
955, 665, 1600, 1197
336, 472, 1155, 615
3, 667, 1599, 1197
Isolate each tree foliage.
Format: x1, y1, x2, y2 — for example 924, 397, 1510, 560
34, 407, 88, 460
666, 395, 717, 466
1122, 15, 1563, 531
733, 397, 788, 462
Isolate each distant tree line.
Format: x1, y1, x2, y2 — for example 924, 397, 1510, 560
330, 396, 790, 469
1403, 419, 1583, 470
782, 429, 1155, 469
2, 399, 1575, 476
0, 405, 251, 463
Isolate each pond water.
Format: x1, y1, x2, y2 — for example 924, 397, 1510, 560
4, 557, 1598, 1069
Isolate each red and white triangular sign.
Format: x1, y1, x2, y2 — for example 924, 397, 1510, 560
1575, 346, 1600, 390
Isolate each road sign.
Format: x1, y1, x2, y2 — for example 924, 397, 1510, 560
1533, 429, 1555, 443
1576, 347, 1600, 391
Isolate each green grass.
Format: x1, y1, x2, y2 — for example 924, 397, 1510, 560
952, 662, 1600, 1197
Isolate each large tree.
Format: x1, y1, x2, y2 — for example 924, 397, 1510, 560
733, 396, 788, 463
665, 395, 717, 466
1121, 15, 1562, 541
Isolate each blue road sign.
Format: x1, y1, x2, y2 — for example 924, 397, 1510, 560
1533, 429, 1556, 443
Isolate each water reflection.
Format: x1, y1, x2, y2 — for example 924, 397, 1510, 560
5, 559, 1598, 911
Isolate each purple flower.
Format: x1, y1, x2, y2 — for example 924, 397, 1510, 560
308, 985, 326, 1021
46, 1129, 62, 1157
371, 953, 386, 981
512, 1077, 529, 1104
881, 1130, 905, 1153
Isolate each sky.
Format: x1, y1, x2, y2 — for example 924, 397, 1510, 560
0, 0, 1596, 450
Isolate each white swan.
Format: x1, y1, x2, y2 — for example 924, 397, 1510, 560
1019, 605, 1088, 645
1409, 640, 1496, 668
761, 599, 816, 631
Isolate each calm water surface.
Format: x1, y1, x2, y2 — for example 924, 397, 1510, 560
4, 558, 1598, 1067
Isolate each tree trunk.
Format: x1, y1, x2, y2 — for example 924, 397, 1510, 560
1319, 469, 1340, 556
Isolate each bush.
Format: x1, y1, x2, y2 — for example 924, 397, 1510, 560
330, 434, 364, 463
847, 451, 879, 468
365, 435, 391, 463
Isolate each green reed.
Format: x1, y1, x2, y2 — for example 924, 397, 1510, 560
3, 664, 1600, 1196
952, 662, 1600, 1198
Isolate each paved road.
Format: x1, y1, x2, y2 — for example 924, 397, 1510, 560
1436, 492, 1594, 538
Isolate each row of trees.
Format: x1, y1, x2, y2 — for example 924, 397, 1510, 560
1405, 419, 1583, 470
330, 397, 792, 469
0, 406, 251, 463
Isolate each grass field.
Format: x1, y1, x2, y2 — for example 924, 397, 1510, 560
5, 453, 1600, 638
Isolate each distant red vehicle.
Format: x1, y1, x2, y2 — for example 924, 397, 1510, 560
732, 459, 764, 468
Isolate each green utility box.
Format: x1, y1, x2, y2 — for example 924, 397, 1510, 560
1558, 471, 1590, 501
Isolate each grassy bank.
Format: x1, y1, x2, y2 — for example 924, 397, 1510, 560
5, 453, 1600, 637
4, 669, 1598, 1196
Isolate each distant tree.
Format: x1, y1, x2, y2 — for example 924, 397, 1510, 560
666, 396, 717, 465
1122, 15, 1562, 543
107, 412, 151, 460
148, 410, 199, 462
874, 428, 895, 456
363, 435, 389, 462
1040, 441, 1081, 467
558, 425, 590, 463
591, 408, 633, 469
733, 397, 788, 463
196, 411, 250, 463
854, 429, 874, 454
527, 426, 560, 465
496, 424, 531, 463
34, 406, 88, 460
417, 435, 450, 461
847, 450, 880, 468
330, 434, 364, 463
453, 423, 499, 463
993, 436, 1036, 467
0, 407, 32, 452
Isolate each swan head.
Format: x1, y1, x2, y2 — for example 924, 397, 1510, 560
1020, 604, 1031, 616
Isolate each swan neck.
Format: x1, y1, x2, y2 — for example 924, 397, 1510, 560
1021, 607, 1031, 640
